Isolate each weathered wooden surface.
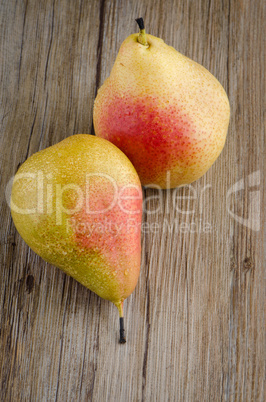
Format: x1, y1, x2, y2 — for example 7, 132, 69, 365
0, 0, 264, 400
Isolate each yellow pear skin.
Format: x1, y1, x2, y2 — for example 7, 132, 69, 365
11, 135, 143, 342
93, 19, 230, 188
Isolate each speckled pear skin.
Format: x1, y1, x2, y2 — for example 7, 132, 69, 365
11, 135, 142, 312
93, 33, 230, 188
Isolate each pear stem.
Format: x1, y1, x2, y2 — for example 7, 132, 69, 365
136, 18, 148, 46
119, 317, 126, 344
116, 301, 126, 343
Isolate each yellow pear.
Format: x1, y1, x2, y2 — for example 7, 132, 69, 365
11, 134, 142, 343
93, 18, 230, 188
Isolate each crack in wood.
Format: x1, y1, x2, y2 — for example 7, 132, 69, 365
141, 188, 151, 402
24, 109, 37, 161
88, 298, 101, 401
90, 0, 106, 136
17, 0, 28, 89
44, 0, 55, 87
54, 275, 68, 401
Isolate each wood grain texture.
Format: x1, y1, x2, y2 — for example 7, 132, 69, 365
0, 0, 264, 401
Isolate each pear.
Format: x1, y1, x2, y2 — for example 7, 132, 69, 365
93, 18, 230, 189
11, 134, 142, 343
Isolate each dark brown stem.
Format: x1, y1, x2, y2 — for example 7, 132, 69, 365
135, 17, 145, 30
119, 317, 126, 344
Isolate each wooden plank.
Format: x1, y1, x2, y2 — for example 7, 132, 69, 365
0, 0, 264, 401
0, 0, 102, 400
